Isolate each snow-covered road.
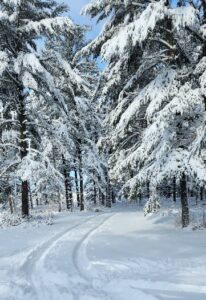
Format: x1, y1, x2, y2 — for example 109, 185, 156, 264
0, 205, 206, 300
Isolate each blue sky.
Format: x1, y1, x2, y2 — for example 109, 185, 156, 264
66, 0, 103, 40
66, 1, 106, 68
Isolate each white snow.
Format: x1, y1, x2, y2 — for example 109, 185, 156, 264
0, 51, 9, 76
169, 6, 199, 30
101, 1, 167, 60
0, 204, 206, 300
20, 17, 75, 36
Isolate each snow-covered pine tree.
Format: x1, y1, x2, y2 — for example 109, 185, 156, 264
80, 0, 150, 205
82, 0, 206, 226
112, 0, 206, 227
0, 0, 75, 216
42, 26, 106, 210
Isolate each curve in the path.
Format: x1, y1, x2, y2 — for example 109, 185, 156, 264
15, 212, 115, 300
10, 214, 101, 300
73, 213, 115, 282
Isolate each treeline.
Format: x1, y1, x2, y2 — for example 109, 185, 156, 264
2, 0, 206, 228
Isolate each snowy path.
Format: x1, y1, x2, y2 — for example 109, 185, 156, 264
0, 205, 206, 299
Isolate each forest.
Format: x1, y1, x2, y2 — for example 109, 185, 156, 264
0, 0, 205, 228
1, 1, 206, 300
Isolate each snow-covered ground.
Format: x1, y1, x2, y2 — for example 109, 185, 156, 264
0, 203, 206, 300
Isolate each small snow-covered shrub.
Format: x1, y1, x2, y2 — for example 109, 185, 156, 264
0, 212, 22, 227
86, 204, 104, 213
144, 197, 161, 216
30, 211, 54, 226
0, 208, 56, 228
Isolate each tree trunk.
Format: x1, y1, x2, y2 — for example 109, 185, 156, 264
9, 193, 14, 214
58, 191, 62, 212
68, 179, 73, 212
173, 176, 176, 202
62, 155, 71, 210
22, 181, 29, 216
105, 170, 111, 208
147, 181, 150, 199
180, 173, 189, 227
78, 143, 84, 211
101, 192, 105, 206
29, 183, 33, 209
202, 0, 206, 56
18, 91, 29, 217
200, 187, 204, 201
79, 164, 84, 211
93, 178, 97, 205
74, 166, 80, 207
112, 188, 116, 204
195, 189, 198, 205
138, 190, 142, 206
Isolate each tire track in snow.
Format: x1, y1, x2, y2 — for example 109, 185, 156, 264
73, 213, 115, 282
130, 278, 206, 294
71, 212, 162, 300
15, 212, 115, 300
14, 214, 102, 300
71, 212, 115, 300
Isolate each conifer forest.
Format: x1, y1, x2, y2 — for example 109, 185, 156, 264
0, 1, 206, 299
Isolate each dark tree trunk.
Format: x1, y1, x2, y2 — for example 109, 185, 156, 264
68, 179, 73, 211
9, 194, 14, 214
29, 183, 33, 209
45, 194, 49, 205
98, 188, 101, 205
200, 187, 204, 201
74, 166, 80, 207
138, 192, 142, 206
58, 191, 62, 212
147, 181, 150, 199
18, 90, 29, 217
167, 184, 171, 199
101, 192, 105, 206
78, 142, 84, 211
180, 173, 189, 227
106, 173, 112, 208
62, 155, 71, 210
52, 147, 62, 211
22, 181, 29, 217
93, 178, 97, 205
64, 172, 70, 210
202, 0, 206, 56
79, 164, 84, 211
173, 176, 176, 202
203, 0, 206, 19
195, 189, 199, 205
112, 188, 116, 204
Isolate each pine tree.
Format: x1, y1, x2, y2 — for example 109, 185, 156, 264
82, 0, 206, 226
0, 0, 75, 216
42, 26, 106, 210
